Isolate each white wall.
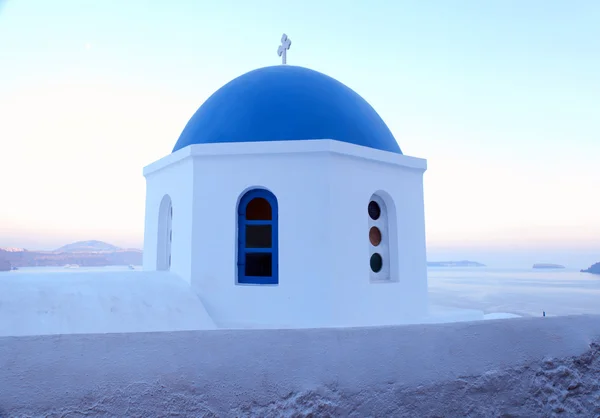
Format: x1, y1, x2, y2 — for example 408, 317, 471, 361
0, 271, 216, 337
1, 315, 598, 416
328, 149, 429, 325
191, 149, 334, 328
143, 152, 194, 283
143, 140, 428, 329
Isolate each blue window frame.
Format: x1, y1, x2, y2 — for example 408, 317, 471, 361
237, 189, 279, 285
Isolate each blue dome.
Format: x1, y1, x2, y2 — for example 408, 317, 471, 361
172, 65, 402, 154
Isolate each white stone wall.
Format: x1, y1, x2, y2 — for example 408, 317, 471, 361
0, 271, 216, 337
143, 151, 194, 283
143, 140, 428, 328
328, 149, 429, 325
1, 315, 599, 417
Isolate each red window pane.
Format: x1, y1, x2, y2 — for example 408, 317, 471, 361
246, 197, 272, 220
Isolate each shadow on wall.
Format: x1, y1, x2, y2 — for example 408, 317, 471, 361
157, 194, 172, 271
368, 190, 398, 282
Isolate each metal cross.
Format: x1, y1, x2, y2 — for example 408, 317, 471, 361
277, 34, 291, 65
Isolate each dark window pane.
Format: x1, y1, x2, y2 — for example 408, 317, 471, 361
370, 253, 383, 273
245, 253, 272, 277
245, 225, 272, 248
368, 201, 381, 220
246, 197, 272, 220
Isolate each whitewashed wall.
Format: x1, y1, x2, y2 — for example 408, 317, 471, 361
1, 315, 599, 417
0, 271, 216, 337
143, 140, 428, 328
143, 151, 194, 283
328, 148, 429, 325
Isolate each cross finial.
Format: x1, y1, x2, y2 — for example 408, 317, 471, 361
277, 33, 291, 65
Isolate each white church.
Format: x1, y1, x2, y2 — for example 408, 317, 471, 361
141, 33, 431, 329
0, 36, 482, 337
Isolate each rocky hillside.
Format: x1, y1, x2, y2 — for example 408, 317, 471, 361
533, 263, 565, 269
581, 262, 600, 275
427, 260, 486, 267
0, 241, 142, 268
54, 240, 121, 253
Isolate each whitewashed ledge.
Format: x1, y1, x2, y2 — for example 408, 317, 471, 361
1, 315, 599, 416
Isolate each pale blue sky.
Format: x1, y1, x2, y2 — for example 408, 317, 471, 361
0, 0, 599, 262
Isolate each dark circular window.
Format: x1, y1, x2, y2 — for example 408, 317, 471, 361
369, 227, 382, 246
370, 253, 383, 273
368, 201, 381, 220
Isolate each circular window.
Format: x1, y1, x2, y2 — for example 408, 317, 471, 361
368, 201, 381, 220
370, 253, 383, 273
369, 227, 382, 246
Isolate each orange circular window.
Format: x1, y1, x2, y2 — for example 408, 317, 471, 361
369, 227, 382, 246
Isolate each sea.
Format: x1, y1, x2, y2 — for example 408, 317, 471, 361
2, 265, 599, 318
3, 265, 141, 274
428, 267, 600, 318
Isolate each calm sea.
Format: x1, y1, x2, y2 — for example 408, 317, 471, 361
2, 265, 142, 274
428, 267, 600, 317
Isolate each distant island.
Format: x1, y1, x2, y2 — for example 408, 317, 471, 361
427, 260, 486, 267
0, 240, 142, 269
533, 263, 565, 269
581, 262, 600, 275
55, 241, 121, 253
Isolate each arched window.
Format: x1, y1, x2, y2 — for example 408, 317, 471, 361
368, 194, 391, 281
157, 194, 172, 271
237, 189, 278, 285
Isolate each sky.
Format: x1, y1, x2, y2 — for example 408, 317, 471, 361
0, 0, 599, 265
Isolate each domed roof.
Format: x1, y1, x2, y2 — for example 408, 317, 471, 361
172, 65, 402, 154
